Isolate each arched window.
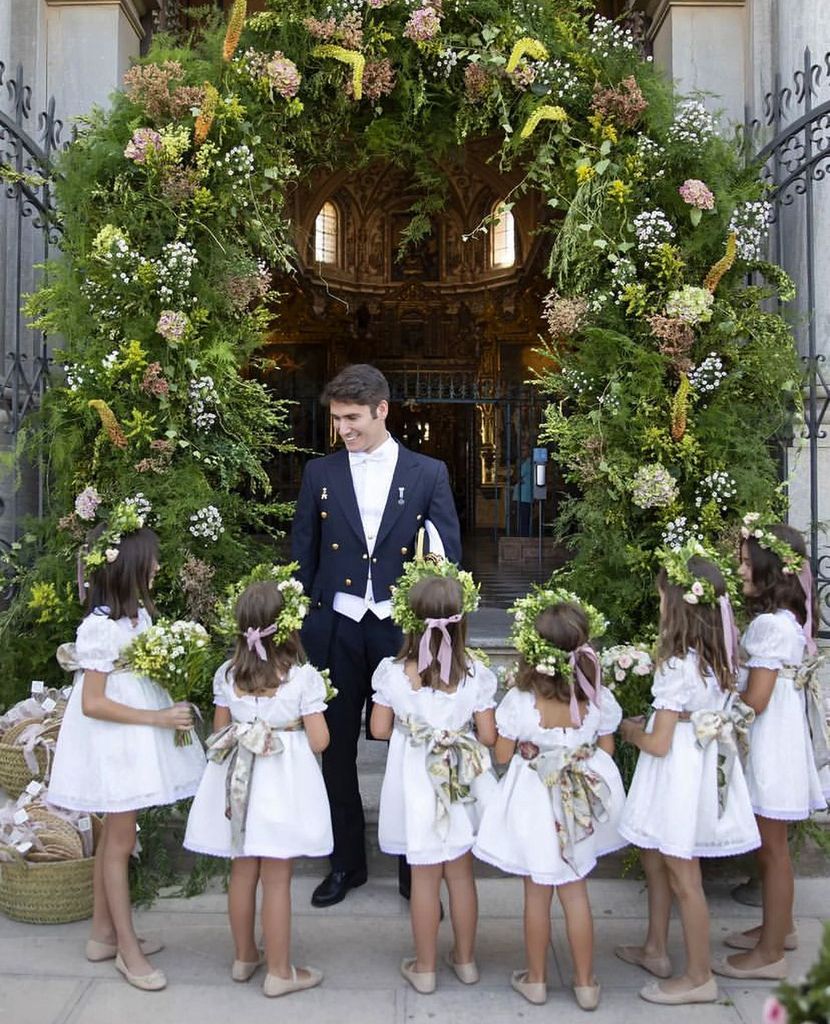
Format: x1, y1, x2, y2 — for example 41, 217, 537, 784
490, 200, 516, 269
314, 201, 338, 264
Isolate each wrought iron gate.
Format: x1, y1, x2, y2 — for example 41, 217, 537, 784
748, 48, 830, 638
0, 62, 64, 536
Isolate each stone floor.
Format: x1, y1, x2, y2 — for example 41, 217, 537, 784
1, 874, 826, 1024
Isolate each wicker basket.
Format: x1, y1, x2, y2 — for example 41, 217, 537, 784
0, 815, 102, 924
0, 719, 61, 798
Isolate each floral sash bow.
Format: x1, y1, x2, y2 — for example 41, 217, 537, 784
690, 701, 756, 817
397, 716, 488, 841
786, 656, 830, 771
206, 718, 302, 855
521, 742, 610, 873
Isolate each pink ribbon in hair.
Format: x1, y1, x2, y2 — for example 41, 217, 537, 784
418, 614, 463, 684
567, 644, 602, 726
797, 562, 818, 657
718, 594, 740, 674
245, 624, 278, 661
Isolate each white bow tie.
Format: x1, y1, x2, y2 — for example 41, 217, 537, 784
349, 450, 388, 467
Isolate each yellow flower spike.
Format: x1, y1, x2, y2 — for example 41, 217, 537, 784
311, 45, 366, 100
194, 82, 219, 147
506, 37, 549, 74
88, 399, 128, 449
704, 232, 738, 294
223, 0, 247, 62
519, 104, 568, 140
671, 373, 691, 441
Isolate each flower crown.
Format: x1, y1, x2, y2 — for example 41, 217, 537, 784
82, 501, 145, 571
215, 562, 309, 646
740, 513, 805, 575
509, 585, 607, 678
390, 558, 480, 635
654, 536, 732, 606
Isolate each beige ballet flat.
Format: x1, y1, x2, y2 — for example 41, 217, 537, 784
573, 980, 601, 1010
86, 937, 164, 962
614, 944, 672, 979
232, 956, 264, 982
400, 957, 436, 994
640, 978, 718, 1005
724, 928, 798, 951
510, 969, 547, 1005
445, 950, 479, 984
712, 956, 788, 980
263, 965, 323, 997
114, 952, 167, 991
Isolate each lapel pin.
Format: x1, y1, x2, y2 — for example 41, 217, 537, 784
321, 487, 328, 501
398, 486, 405, 506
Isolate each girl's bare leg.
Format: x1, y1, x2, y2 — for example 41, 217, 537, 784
557, 879, 595, 987
443, 852, 478, 965
523, 878, 554, 984
410, 863, 443, 973
101, 810, 153, 975
661, 855, 712, 992
89, 817, 115, 943
228, 857, 261, 964
728, 816, 792, 968
260, 858, 300, 980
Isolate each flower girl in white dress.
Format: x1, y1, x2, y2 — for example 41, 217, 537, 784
714, 518, 828, 981
474, 588, 625, 1011
618, 543, 760, 1006
370, 564, 496, 995
184, 577, 332, 998
48, 506, 205, 992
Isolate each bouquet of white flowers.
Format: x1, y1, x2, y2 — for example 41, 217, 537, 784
123, 619, 211, 745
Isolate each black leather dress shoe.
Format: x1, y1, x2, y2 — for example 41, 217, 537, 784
311, 869, 368, 908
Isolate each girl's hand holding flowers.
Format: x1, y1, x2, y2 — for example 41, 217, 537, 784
158, 702, 195, 732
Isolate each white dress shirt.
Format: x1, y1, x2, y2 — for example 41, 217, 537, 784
333, 434, 398, 622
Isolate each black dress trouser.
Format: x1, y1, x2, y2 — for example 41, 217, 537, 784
302, 606, 402, 873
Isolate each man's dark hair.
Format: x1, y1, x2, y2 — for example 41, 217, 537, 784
320, 364, 390, 413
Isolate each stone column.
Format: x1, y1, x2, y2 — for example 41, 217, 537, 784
641, 0, 748, 130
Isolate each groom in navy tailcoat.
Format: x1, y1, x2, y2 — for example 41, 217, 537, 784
292, 364, 461, 907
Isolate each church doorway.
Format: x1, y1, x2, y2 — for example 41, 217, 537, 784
261, 142, 557, 549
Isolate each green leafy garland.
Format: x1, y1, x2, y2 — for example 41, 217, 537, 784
0, 0, 801, 715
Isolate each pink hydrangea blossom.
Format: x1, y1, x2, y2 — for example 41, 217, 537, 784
124, 128, 162, 164
678, 178, 715, 210
156, 310, 189, 343
74, 486, 102, 521
404, 6, 441, 42
266, 53, 301, 99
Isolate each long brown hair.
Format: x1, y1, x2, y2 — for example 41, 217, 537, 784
514, 602, 598, 703
656, 556, 733, 691
84, 524, 159, 620
743, 524, 816, 632
230, 582, 306, 694
397, 576, 470, 690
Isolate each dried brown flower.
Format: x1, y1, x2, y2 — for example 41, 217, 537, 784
179, 554, 217, 623
542, 290, 588, 339
591, 75, 648, 129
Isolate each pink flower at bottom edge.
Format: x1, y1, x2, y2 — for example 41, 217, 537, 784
762, 996, 788, 1024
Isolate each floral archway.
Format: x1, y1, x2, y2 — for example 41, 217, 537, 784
0, 0, 800, 701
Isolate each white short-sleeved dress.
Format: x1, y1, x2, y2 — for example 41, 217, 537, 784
48, 607, 206, 813
619, 653, 761, 859
473, 686, 626, 885
372, 657, 498, 866
184, 661, 333, 859
739, 611, 828, 819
